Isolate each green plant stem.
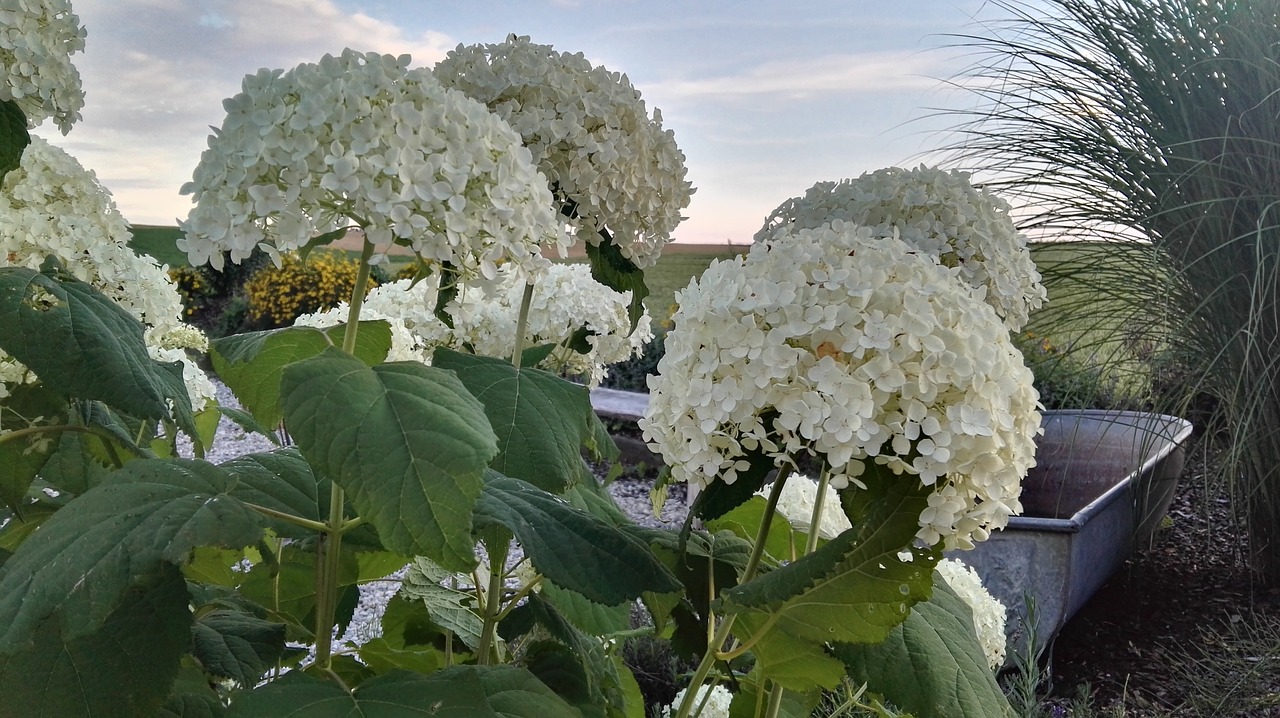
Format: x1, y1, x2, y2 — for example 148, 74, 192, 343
511, 281, 535, 369
675, 468, 792, 718
475, 539, 510, 666
243, 502, 331, 533
313, 234, 375, 672
764, 682, 785, 718
805, 463, 832, 557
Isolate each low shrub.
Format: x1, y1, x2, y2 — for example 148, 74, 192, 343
599, 331, 665, 393
242, 250, 383, 330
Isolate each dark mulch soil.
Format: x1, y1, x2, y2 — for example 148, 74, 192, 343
1043, 438, 1280, 716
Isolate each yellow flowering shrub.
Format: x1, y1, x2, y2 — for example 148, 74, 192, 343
243, 251, 380, 329
168, 265, 215, 321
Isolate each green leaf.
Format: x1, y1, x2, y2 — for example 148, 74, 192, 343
398, 556, 487, 651
281, 349, 497, 570
237, 543, 360, 641
520, 342, 558, 368
0, 566, 192, 718
159, 665, 227, 718
0, 262, 195, 435
434, 348, 604, 492
226, 666, 581, 717
475, 473, 681, 605
217, 448, 323, 539
211, 321, 393, 429
356, 637, 442, 675
0, 99, 30, 181
38, 431, 112, 497
296, 227, 351, 262
691, 431, 777, 522
542, 581, 632, 636
192, 610, 287, 687
217, 406, 281, 445
502, 594, 631, 718
585, 237, 649, 332
720, 474, 939, 692
0, 382, 63, 512
706, 495, 798, 566
832, 577, 1015, 718
523, 640, 600, 717
0, 459, 263, 651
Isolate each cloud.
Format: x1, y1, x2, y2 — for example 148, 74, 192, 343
36, 0, 460, 224
649, 51, 944, 103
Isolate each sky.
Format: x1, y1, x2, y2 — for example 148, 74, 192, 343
35, 0, 1003, 245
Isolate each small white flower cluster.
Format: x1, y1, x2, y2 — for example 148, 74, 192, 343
179, 49, 567, 284
758, 474, 852, 541
435, 34, 694, 269
936, 558, 1007, 670
641, 223, 1041, 550
756, 166, 1046, 331
0, 0, 85, 133
455, 263, 653, 386
296, 263, 651, 386
0, 137, 215, 409
663, 684, 732, 718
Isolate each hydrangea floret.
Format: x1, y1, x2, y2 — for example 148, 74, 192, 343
937, 558, 1008, 669
756, 165, 1046, 331
758, 474, 852, 541
434, 34, 694, 269
663, 684, 732, 718
640, 222, 1041, 550
0, 0, 85, 133
0, 136, 214, 408
179, 48, 566, 284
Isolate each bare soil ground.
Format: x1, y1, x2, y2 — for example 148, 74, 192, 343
1044, 439, 1280, 716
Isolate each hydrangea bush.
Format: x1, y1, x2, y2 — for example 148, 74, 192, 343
0, 11, 1030, 718
756, 165, 1046, 331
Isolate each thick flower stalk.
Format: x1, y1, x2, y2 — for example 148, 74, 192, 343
435, 34, 694, 268
641, 222, 1041, 550
0, 136, 214, 408
937, 558, 1008, 670
296, 263, 653, 386
0, 0, 85, 133
179, 49, 566, 284
756, 166, 1046, 331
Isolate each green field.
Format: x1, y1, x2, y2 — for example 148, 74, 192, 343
128, 224, 188, 267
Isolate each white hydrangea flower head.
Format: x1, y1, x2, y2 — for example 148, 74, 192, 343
640, 222, 1041, 550
663, 684, 732, 718
0, 0, 85, 133
179, 49, 567, 286
937, 558, 1007, 670
757, 474, 852, 540
294, 278, 438, 365
435, 34, 694, 269
0, 137, 214, 410
454, 263, 653, 386
756, 165, 1046, 331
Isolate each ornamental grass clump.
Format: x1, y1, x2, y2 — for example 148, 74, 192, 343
757, 165, 1045, 331
642, 221, 1041, 550
435, 34, 694, 269
944, 0, 1280, 579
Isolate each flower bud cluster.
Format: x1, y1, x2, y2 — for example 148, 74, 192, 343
641, 222, 1041, 550
179, 49, 566, 284
435, 35, 694, 269
0, 0, 85, 132
757, 165, 1045, 330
